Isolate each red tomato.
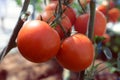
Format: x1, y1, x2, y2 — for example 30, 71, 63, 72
56, 34, 94, 72
36, 11, 72, 39
45, 2, 76, 25
74, 10, 107, 36
17, 20, 60, 63
63, 6, 76, 25
97, 5, 107, 15
108, 8, 120, 22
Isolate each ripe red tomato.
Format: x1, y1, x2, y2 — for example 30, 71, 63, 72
74, 10, 107, 36
97, 5, 107, 15
108, 8, 120, 22
17, 20, 60, 63
63, 6, 76, 25
97, 0, 115, 16
56, 34, 94, 72
36, 11, 72, 39
45, 2, 76, 25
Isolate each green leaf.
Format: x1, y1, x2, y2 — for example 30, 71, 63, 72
94, 36, 105, 43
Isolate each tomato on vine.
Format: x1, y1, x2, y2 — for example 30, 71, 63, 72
45, 2, 76, 25
56, 33, 94, 72
36, 10, 72, 39
17, 20, 60, 63
74, 10, 107, 36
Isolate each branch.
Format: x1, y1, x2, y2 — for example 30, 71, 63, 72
87, 0, 96, 40
0, 0, 30, 61
78, 0, 86, 13
79, 0, 96, 80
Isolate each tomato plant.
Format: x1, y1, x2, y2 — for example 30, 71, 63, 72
17, 20, 60, 63
45, 2, 76, 25
74, 10, 107, 36
36, 10, 72, 39
56, 33, 94, 72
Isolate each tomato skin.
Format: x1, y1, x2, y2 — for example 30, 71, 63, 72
56, 34, 94, 72
74, 10, 107, 36
74, 13, 89, 34
63, 6, 76, 25
17, 20, 60, 63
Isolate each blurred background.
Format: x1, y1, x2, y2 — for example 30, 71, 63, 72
0, 0, 120, 80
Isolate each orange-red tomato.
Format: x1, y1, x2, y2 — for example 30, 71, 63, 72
45, 2, 76, 25
74, 10, 107, 36
63, 6, 76, 25
56, 34, 94, 72
108, 8, 120, 22
97, 5, 107, 15
36, 10, 72, 39
17, 20, 60, 63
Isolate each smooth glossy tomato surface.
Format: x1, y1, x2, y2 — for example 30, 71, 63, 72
56, 34, 94, 72
17, 20, 60, 63
74, 10, 107, 36
63, 6, 76, 25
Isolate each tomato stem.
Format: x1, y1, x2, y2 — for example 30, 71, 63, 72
78, 0, 86, 13
49, 0, 69, 38
86, 0, 96, 41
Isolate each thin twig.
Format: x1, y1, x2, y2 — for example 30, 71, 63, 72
94, 62, 117, 75
0, 0, 30, 61
78, 0, 86, 13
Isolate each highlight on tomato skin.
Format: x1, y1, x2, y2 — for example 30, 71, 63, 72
56, 33, 95, 72
17, 20, 61, 63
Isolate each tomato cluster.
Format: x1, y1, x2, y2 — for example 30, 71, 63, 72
16, 0, 109, 72
97, 0, 120, 22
